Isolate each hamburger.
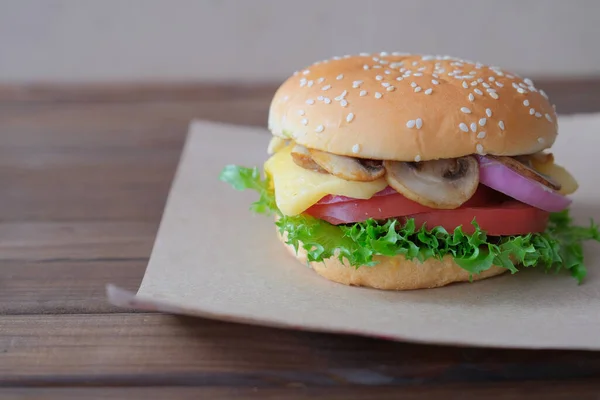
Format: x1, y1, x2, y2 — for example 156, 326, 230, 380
220, 52, 599, 290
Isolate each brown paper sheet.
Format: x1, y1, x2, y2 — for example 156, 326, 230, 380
108, 116, 600, 350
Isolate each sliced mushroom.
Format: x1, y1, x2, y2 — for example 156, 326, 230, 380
383, 157, 479, 209
307, 149, 385, 182
290, 145, 328, 173
488, 155, 561, 191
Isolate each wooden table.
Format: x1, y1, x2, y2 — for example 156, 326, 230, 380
2, 80, 600, 399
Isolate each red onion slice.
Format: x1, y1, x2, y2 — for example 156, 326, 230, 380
317, 186, 397, 205
477, 155, 571, 212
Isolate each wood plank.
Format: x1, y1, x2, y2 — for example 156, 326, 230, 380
0, 222, 155, 261
0, 99, 270, 150
2, 314, 600, 387
0, 148, 178, 221
0, 261, 144, 314
2, 382, 600, 400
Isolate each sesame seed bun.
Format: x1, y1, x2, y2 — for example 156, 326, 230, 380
278, 229, 507, 290
268, 53, 558, 162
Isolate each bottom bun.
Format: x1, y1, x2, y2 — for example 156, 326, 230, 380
277, 232, 507, 290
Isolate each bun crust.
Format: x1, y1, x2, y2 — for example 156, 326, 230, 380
268, 53, 558, 162
279, 233, 507, 290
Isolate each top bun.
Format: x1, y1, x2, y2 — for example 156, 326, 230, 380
268, 53, 558, 162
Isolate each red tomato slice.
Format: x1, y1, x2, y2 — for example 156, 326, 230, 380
305, 186, 549, 235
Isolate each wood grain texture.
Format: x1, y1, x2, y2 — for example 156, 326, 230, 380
2, 383, 600, 400
2, 314, 600, 387
2, 81, 600, 397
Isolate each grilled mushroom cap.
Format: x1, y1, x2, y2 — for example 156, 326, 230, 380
383, 156, 479, 209
290, 145, 327, 173
489, 155, 561, 191
308, 149, 385, 182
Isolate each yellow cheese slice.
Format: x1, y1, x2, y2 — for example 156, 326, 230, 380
264, 146, 387, 216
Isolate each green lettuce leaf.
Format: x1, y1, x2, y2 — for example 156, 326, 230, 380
220, 165, 600, 283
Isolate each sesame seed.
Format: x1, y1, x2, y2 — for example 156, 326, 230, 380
470, 122, 477, 132
471, 81, 478, 86
411, 82, 417, 88
380, 60, 389, 65
540, 90, 548, 99
462, 81, 469, 89
396, 77, 404, 81
337, 74, 344, 80
477, 78, 484, 83
418, 66, 426, 71
461, 107, 472, 114
373, 65, 382, 69
479, 118, 486, 126
376, 75, 383, 81
322, 85, 331, 91
375, 92, 382, 99
524, 78, 534, 86
425, 88, 433, 95
486, 108, 492, 117
489, 91, 499, 99
432, 79, 439, 85
299, 78, 307, 87
499, 121, 505, 130
523, 99, 530, 106
307, 80, 314, 87
537, 137, 545, 144
476, 144, 484, 154
317, 77, 325, 83
414, 86, 422, 93
414, 72, 423, 76
306, 99, 315, 105
298, 110, 305, 116
323, 97, 331, 104
415, 155, 422, 162
400, 68, 407, 73
535, 112, 542, 118
372, 56, 380, 61
474, 88, 483, 95
381, 82, 390, 87
301, 118, 308, 126
380, 51, 389, 56
346, 113, 354, 123
468, 93, 475, 102
482, 82, 490, 88
363, 65, 370, 70
529, 108, 535, 115
416, 118, 423, 129
412, 61, 419, 66
459, 123, 469, 132
545, 113, 552, 122
334, 90, 348, 101
352, 144, 360, 153
385, 70, 391, 74
352, 80, 363, 88
489, 77, 496, 81
359, 90, 367, 96
302, 70, 310, 75
340, 99, 348, 107
432, 73, 439, 78
406, 120, 416, 128
386, 86, 395, 92
315, 125, 324, 133
517, 88, 526, 94
477, 131, 486, 139
495, 82, 504, 87
470, 71, 477, 75
317, 95, 324, 101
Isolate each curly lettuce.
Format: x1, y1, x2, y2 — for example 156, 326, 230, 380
219, 165, 600, 283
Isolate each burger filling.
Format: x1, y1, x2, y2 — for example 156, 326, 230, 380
220, 140, 599, 283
